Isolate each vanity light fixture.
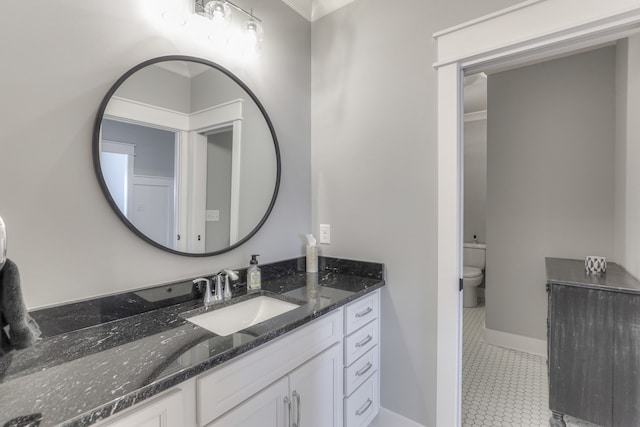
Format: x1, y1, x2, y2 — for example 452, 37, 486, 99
203, 0, 231, 27
195, 0, 264, 52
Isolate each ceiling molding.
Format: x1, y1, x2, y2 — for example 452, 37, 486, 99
282, 0, 358, 22
282, 0, 312, 21
312, 0, 357, 21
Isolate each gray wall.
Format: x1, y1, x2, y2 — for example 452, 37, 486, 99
192, 68, 278, 239
615, 35, 640, 279
191, 67, 245, 112
485, 47, 617, 340
0, 0, 310, 308
311, 0, 521, 425
464, 119, 487, 243
615, 39, 628, 276
206, 131, 233, 251
102, 119, 176, 178
116, 65, 192, 114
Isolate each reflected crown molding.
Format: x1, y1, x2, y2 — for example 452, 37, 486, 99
155, 61, 210, 79
105, 96, 244, 132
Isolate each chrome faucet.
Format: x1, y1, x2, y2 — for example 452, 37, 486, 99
193, 277, 214, 306
194, 270, 239, 306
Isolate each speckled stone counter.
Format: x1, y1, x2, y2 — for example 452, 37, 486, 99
545, 257, 640, 294
0, 257, 384, 427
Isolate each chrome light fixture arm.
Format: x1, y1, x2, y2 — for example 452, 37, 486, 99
194, 0, 262, 23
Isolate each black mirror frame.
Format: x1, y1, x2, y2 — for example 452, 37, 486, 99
92, 55, 281, 257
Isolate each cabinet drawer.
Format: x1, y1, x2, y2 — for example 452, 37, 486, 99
345, 291, 379, 335
344, 372, 379, 427
344, 345, 378, 396
197, 310, 343, 426
344, 318, 378, 366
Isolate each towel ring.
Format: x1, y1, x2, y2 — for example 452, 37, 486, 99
0, 216, 6, 271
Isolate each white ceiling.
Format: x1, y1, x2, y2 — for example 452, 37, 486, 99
281, 0, 357, 22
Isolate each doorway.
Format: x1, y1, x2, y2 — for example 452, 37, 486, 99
205, 127, 233, 252
101, 119, 178, 248
434, 3, 640, 425
461, 44, 622, 426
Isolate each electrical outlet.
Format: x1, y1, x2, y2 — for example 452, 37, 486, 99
319, 224, 331, 244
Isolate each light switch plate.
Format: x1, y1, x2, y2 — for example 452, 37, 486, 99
319, 224, 331, 244
206, 210, 220, 222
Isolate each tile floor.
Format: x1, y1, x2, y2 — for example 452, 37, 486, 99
462, 304, 598, 427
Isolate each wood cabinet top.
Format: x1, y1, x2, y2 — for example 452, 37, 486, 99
546, 257, 640, 294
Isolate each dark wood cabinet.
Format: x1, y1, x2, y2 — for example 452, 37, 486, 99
546, 258, 640, 427
612, 293, 640, 426
548, 285, 614, 426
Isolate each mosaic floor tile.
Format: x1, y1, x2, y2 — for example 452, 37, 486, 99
462, 305, 599, 427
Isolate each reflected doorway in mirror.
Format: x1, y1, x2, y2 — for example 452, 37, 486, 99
93, 56, 281, 256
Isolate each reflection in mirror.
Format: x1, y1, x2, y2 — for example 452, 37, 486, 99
94, 57, 280, 256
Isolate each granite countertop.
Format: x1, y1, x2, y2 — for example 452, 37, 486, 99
545, 257, 640, 294
0, 257, 385, 427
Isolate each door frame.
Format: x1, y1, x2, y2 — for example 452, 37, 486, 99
434, 1, 640, 425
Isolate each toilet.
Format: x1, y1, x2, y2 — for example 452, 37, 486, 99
463, 242, 486, 308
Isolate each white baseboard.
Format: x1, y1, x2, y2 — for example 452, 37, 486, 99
370, 407, 427, 427
483, 327, 547, 357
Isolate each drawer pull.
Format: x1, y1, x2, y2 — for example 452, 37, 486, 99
355, 307, 373, 318
355, 398, 373, 416
355, 335, 373, 348
355, 362, 373, 377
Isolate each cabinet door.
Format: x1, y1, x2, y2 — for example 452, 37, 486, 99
613, 293, 640, 427
207, 377, 289, 427
548, 285, 613, 426
289, 344, 343, 427
102, 389, 184, 427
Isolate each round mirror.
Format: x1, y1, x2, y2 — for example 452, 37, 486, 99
93, 56, 280, 256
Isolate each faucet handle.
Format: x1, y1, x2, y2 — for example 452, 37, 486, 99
222, 269, 239, 281
223, 274, 233, 300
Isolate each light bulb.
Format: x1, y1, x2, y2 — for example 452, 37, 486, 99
204, 1, 231, 27
242, 18, 263, 56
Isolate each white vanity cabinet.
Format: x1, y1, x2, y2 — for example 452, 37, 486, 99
210, 344, 343, 427
287, 343, 344, 427
96, 385, 193, 427
92, 290, 382, 427
343, 290, 380, 427
205, 376, 289, 427
198, 309, 344, 427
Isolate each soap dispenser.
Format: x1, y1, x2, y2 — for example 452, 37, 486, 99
247, 254, 261, 292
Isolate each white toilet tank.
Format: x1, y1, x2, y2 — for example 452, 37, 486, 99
464, 243, 486, 269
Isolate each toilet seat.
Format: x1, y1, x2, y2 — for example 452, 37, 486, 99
463, 266, 482, 279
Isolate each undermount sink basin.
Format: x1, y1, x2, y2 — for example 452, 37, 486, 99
186, 296, 300, 336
